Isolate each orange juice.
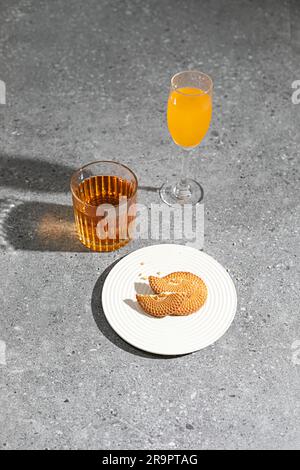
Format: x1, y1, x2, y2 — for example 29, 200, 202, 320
167, 87, 212, 148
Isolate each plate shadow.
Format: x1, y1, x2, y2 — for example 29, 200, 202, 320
91, 259, 182, 359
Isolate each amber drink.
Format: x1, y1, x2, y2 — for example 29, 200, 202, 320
71, 162, 137, 252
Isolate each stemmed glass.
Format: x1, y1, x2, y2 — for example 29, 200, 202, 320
160, 70, 213, 206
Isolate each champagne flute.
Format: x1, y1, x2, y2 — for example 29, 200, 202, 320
160, 70, 213, 206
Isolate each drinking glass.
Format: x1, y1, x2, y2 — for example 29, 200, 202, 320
71, 161, 137, 252
160, 70, 213, 206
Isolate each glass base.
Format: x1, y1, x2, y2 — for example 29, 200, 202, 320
160, 178, 204, 206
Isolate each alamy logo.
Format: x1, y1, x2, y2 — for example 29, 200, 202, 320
0, 80, 6, 104
0, 340, 6, 365
95, 200, 204, 249
291, 80, 300, 104
291, 340, 300, 365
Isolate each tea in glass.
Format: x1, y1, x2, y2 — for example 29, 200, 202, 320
71, 161, 137, 252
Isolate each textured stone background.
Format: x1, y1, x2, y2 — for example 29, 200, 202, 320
0, 0, 299, 450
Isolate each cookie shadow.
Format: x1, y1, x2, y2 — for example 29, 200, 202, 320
123, 298, 143, 315
124, 282, 166, 318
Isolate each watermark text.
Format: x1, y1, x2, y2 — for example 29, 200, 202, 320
292, 80, 300, 104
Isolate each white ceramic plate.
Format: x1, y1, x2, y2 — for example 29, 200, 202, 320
102, 244, 237, 355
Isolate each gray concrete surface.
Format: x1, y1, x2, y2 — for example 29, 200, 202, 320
0, 0, 299, 450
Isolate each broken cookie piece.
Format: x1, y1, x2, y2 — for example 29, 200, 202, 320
136, 292, 187, 317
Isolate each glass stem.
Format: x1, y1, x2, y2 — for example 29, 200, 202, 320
175, 150, 191, 199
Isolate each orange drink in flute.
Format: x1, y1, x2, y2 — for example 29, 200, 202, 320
167, 87, 212, 148
160, 71, 213, 206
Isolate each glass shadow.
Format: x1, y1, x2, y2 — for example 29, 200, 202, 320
0, 199, 89, 252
